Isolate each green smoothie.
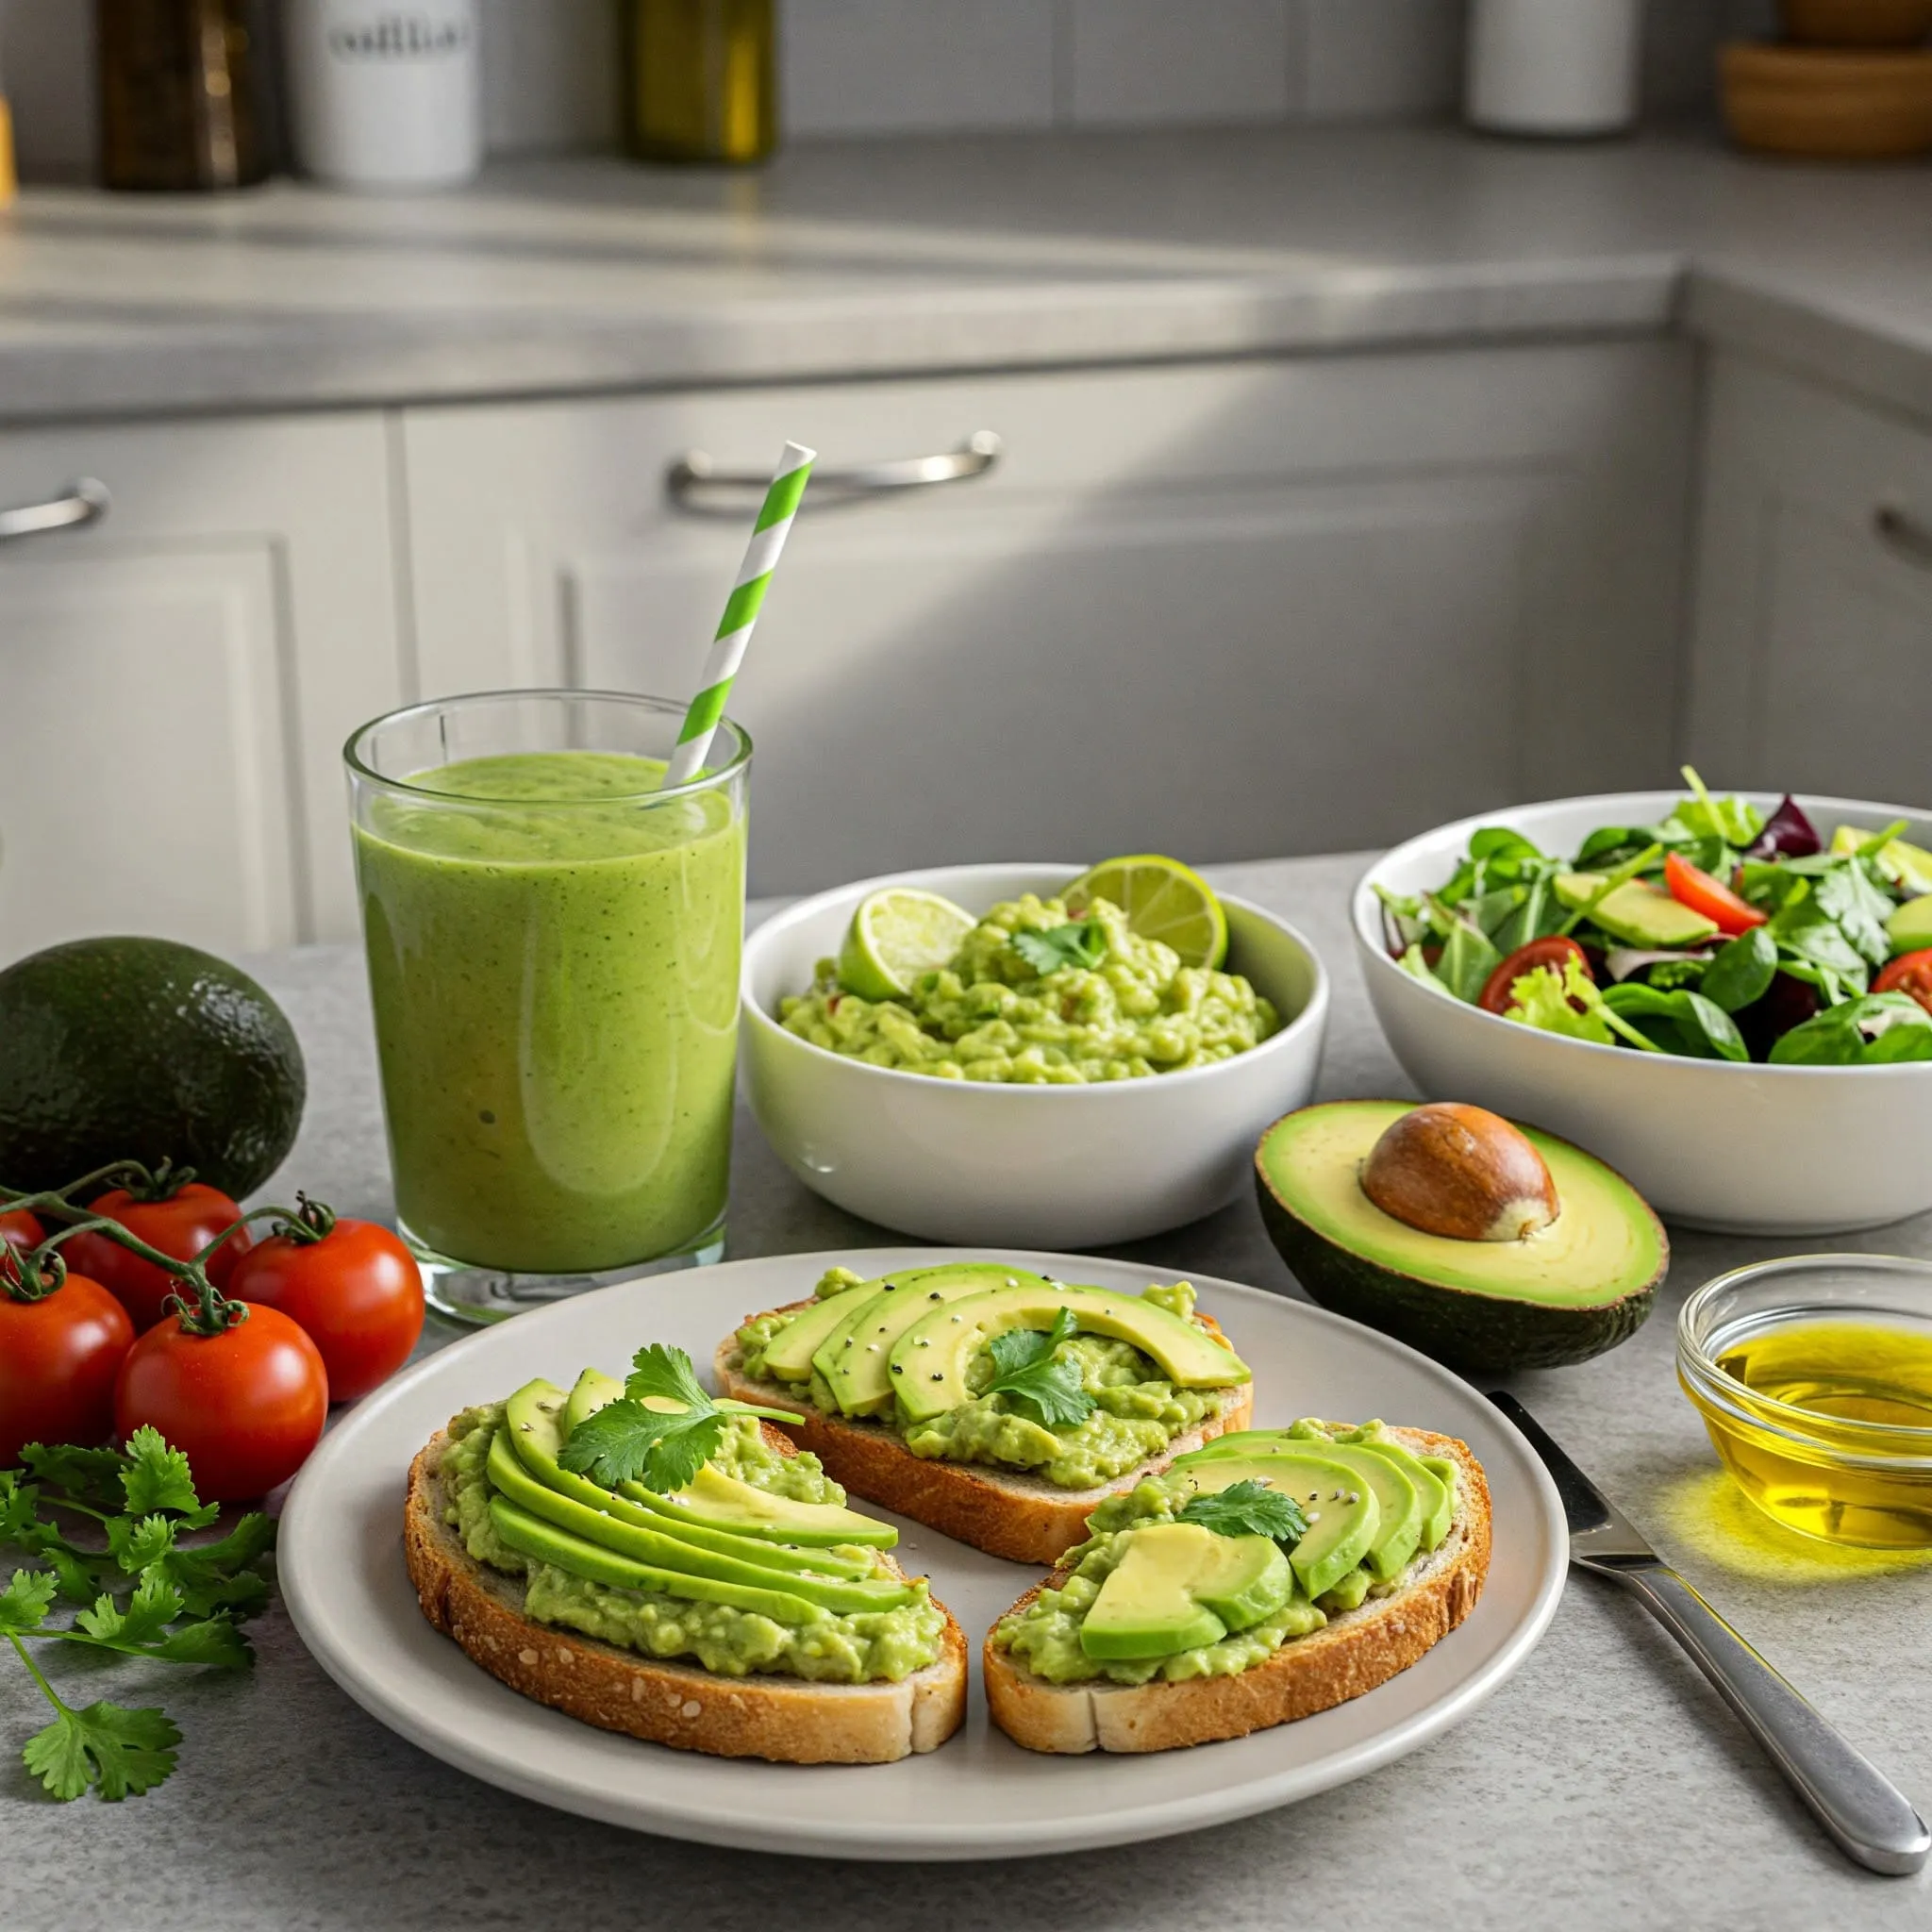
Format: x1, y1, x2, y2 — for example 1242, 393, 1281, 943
354, 750, 746, 1274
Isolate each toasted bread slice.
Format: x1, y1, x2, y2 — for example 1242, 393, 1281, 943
983, 1425, 1491, 1754
715, 1302, 1254, 1567
403, 1420, 968, 1765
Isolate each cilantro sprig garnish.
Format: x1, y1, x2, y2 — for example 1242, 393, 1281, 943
1175, 1477, 1309, 1548
557, 1345, 797, 1495
983, 1307, 1096, 1429
1012, 921, 1108, 976
0, 1426, 271, 1802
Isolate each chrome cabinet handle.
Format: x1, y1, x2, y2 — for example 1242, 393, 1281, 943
668, 432, 1001, 514
0, 478, 110, 543
1874, 503, 1932, 571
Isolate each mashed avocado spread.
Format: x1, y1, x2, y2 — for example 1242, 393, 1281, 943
734, 1271, 1238, 1489
992, 1420, 1457, 1685
442, 1405, 944, 1683
778, 891, 1279, 1083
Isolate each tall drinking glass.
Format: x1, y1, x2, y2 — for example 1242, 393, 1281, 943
344, 691, 750, 1324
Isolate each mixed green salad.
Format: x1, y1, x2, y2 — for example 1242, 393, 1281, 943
1377, 774, 1932, 1067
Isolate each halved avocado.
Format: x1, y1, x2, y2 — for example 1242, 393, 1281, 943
1255, 1102, 1666, 1373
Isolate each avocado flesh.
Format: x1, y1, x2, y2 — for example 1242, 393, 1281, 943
1890, 895, 1932, 954
815, 1264, 1053, 1417
1078, 1524, 1291, 1660
487, 1496, 828, 1625
504, 1378, 894, 1554
1177, 1439, 1422, 1580
758, 1276, 901, 1383
1355, 1440, 1453, 1549
1256, 1101, 1667, 1374
561, 1367, 625, 1440
1554, 873, 1719, 947
1173, 1454, 1377, 1601
483, 1432, 912, 1613
891, 1282, 1249, 1425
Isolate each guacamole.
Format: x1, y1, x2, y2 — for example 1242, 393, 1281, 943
733, 1274, 1237, 1490
778, 892, 1279, 1084
991, 1420, 1457, 1685
442, 1405, 946, 1683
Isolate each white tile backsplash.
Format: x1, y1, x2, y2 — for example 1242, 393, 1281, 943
1063, 0, 1294, 128
1301, 0, 1463, 122
783, 0, 1057, 136
480, 0, 620, 154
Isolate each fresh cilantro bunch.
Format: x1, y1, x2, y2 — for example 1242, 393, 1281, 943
558, 1345, 797, 1494
0, 1428, 271, 1801
1176, 1477, 1309, 1548
1012, 921, 1108, 977
982, 1307, 1095, 1428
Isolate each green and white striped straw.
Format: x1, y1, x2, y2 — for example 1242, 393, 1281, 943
662, 440, 815, 788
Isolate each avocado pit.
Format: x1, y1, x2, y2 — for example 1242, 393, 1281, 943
1360, 1103, 1558, 1243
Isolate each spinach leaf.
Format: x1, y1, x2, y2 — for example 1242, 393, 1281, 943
1601, 984, 1748, 1061
1769, 994, 1932, 1066
1700, 926, 1778, 1014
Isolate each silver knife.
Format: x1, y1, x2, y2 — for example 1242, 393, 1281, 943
1491, 1391, 1930, 1877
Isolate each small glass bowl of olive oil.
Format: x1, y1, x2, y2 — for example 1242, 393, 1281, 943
1679, 1255, 1932, 1549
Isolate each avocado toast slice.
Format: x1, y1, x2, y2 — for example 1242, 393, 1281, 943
716, 1264, 1255, 1566
404, 1358, 967, 1765
982, 1423, 1491, 1754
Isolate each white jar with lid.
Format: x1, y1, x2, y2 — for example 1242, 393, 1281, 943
284, 0, 483, 190
1466, 0, 1645, 138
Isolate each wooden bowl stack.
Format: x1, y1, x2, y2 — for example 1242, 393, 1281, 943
1722, 0, 1932, 156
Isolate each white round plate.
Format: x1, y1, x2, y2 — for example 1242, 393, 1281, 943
279, 1249, 1568, 1861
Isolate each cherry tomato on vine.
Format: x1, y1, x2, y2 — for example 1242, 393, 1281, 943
65, 1181, 254, 1333
0, 1257, 136, 1467
1875, 948, 1932, 1017
1664, 852, 1767, 937
115, 1303, 327, 1502
1478, 936, 1592, 1016
0, 1208, 43, 1256
229, 1213, 424, 1402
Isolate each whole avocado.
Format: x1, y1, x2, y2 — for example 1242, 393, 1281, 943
0, 936, 306, 1199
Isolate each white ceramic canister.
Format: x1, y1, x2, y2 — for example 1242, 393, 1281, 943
284, 0, 483, 190
1465, 0, 1645, 137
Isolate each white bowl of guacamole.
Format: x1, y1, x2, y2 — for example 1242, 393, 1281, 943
741, 863, 1329, 1246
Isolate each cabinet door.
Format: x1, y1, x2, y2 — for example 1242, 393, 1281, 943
0, 416, 405, 958
405, 347, 1690, 892
1686, 356, 1932, 808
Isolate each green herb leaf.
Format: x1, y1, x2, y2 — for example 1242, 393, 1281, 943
23, 1701, 180, 1802
1176, 1478, 1309, 1547
1012, 922, 1108, 976
77, 1574, 182, 1647
558, 1347, 733, 1495
0, 1569, 58, 1634
17, 1444, 126, 1508
984, 1309, 1095, 1429
623, 1342, 710, 1411
107, 1514, 177, 1575
119, 1427, 208, 1520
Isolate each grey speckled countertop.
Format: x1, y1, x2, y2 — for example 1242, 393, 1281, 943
6, 125, 1932, 427
10, 853, 1932, 1931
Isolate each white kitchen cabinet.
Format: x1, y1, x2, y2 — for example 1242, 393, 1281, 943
402, 344, 1691, 894
0, 416, 405, 959
1685, 354, 1932, 809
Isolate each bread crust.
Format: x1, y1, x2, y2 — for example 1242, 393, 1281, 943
403, 1423, 967, 1765
981, 1426, 1491, 1754
716, 1302, 1254, 1566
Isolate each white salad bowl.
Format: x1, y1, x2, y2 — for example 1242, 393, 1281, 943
1354, 791, 1932, 1235
741, 862, 1329, 1246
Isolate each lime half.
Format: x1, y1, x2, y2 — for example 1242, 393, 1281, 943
837, 888, 977, 1000
1064, 855, 1227, 970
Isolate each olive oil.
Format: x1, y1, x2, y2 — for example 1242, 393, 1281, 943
1702, 1317, 1932, 1548
625, 0, 775, 165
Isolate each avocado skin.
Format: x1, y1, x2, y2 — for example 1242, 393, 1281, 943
0, 937, 306, 1198
1254, 1164, 1658, 1374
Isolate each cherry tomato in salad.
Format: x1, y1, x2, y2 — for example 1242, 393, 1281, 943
0, 1257, 136, 1467
1874, 948, 1932, 1018
1665, 852, 1768, 937
115, 1303, 327, 1502
1478, 936, 1591, 1016
64, 1181, 253, 1333
229, 1213, 424, 1403
0, 1208, 43, 1256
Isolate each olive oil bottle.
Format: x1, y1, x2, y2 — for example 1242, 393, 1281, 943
624, 0, 776, 165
